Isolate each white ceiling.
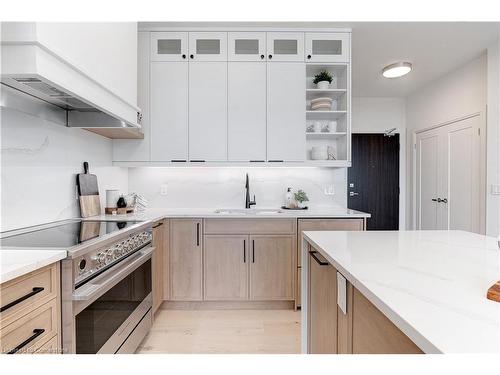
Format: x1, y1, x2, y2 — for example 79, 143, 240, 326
140, 22, 500, 97
347, 22, 499, 97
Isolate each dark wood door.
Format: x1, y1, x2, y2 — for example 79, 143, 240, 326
348, 134, 399, 230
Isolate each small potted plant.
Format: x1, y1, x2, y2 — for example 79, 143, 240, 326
313, 70, 333, 90
294, 189, 309, 209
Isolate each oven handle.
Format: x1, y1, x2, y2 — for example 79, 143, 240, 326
73, 246, 154, 303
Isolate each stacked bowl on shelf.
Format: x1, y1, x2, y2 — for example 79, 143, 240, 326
310, 97, 333, 111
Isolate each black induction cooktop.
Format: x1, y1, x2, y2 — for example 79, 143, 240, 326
0, 220, 142, 248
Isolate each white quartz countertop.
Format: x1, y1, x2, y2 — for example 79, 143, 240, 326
302, 230, 500, 353
0, 249, 67, 284
86, 207, 370, 222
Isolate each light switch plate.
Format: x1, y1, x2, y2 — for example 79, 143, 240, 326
491, 184, 500, 195
324, 185, 335, 196
160, 184, 168, 196
337, 272, 347, 314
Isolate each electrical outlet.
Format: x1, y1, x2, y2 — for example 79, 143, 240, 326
324, 185, 335, 196
160, 184, 168, 196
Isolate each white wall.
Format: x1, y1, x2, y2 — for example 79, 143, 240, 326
487, 40, 500, 236
128, 167, 347, 210
352, 97, 407, 229
405, 54, 488, 231
0, 107, 128, 232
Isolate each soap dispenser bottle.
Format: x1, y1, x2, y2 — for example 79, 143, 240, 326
285, 188, 293, 208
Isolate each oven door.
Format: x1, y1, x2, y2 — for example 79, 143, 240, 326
72, 246, 153, 354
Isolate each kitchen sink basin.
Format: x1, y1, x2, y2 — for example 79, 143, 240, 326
214, 208, 283, 215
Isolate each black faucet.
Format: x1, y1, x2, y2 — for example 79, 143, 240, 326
245, 173, 256, 209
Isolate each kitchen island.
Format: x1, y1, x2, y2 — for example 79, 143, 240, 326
301, 230, 500, 354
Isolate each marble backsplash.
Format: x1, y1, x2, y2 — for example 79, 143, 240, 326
128, 167, 347, 210
0, 107, 128, 232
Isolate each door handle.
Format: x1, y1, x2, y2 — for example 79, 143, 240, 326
432, 198, 438, 202
349, 191, 359, 197
196, 222, 200, 246
7, 329, 45, 354
252, 240, 255, 263
243, 239, 246, 263
309, 251, 329, 266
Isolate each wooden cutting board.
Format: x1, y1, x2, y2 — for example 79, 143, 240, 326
76, 162, 101, 218
487, 281, 500, 303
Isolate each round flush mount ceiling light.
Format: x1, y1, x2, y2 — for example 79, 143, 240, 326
382, 62, 412, 78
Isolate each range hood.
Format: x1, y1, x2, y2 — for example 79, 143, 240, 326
1, 23, 143, 139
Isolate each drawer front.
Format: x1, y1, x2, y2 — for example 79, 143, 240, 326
34, 335, 59, 354
204, 219, 296, 235
1, 299, 59, 354
0, 263, 59, 328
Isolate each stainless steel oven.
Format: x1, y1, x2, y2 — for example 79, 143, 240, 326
60, 221, 154, 354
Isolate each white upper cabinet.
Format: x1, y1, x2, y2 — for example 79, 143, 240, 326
266, 32, 304, 62
228, 32, 266, 62
150, 62, 189, 161
305, 33, 350, 63
267, 62, 306, 161
151, 32, 188, 62
228, 62, 267, 161
189, 32, 227, 62
189, 62, 228, 161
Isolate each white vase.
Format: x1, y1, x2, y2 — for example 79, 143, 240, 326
317, 81, 330, 90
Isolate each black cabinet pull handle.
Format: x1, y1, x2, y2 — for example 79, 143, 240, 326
7, 329, 45, 354
171, 160, 186, 163
152, 222, 163, 228
431, 198, 438, 202
252, 240, 255, 263
260, 54, 265, 59
243, 239, 246, 263
190, 54, 194, 59
196, 222, 200, 246
182, 54, 186, 59
309, 251, 329, 266
307, 54, 312, 59
268, 54, 273, 59
0, 287, 44, 313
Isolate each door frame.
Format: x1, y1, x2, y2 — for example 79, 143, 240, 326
412, 111, 486, 233
350, 130, 406, 231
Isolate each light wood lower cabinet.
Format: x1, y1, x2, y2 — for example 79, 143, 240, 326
352, 288, 423, 354
204, 235, 248, 300
152, 219, 168, 314
297, 218, 365, 307
306, 243, 423, 354
0, 263, 61, 354
169, 219, 203, 301
308, 250, 337, 354
250, 235, 294, 301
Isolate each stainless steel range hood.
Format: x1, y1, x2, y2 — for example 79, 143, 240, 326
1, 23, 143, 139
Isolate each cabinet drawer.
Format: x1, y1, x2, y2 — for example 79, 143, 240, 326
0, 299, 59, 354
34, 335, 59, 354
0, 263, 59, 328
204, 219, 296, 235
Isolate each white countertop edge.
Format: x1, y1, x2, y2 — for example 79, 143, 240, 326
0, 250, 67, 284
302, 232, 442, 354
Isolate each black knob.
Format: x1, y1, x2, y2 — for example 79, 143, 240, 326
307, 54, 312, 59
79, 259, 86, 270
190, 54, 194, 59
268, 54, 273, 59
260, 54, 265, 59
182, 54, 186, 59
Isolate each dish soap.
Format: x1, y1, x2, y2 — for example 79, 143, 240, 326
285, 188, 293, 208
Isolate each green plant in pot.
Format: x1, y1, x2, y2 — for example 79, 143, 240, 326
313, 70, 333, 90
294, 189, 309, 209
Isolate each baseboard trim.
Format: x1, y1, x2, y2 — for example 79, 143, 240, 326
161, 300, 295, 310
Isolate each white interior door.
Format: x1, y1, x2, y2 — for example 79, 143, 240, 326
416, 115, 483, 232
228, 62, 267, 161
189, 62, 228, 161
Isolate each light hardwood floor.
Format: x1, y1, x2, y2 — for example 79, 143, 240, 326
137, 309, 301, 354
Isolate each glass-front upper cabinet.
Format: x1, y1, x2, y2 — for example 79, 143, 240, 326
305, 33, 350, 63
266, 32, 304, 62
151, 32, 189, 62
188, 32, 227, 61
228, 32, 266, 62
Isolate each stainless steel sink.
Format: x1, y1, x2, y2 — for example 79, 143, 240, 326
214, 208, 283, 215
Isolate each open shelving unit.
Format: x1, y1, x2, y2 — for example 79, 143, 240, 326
305, 63, 351, 166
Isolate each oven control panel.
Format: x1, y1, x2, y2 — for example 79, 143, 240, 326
74, 230, 152, 285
